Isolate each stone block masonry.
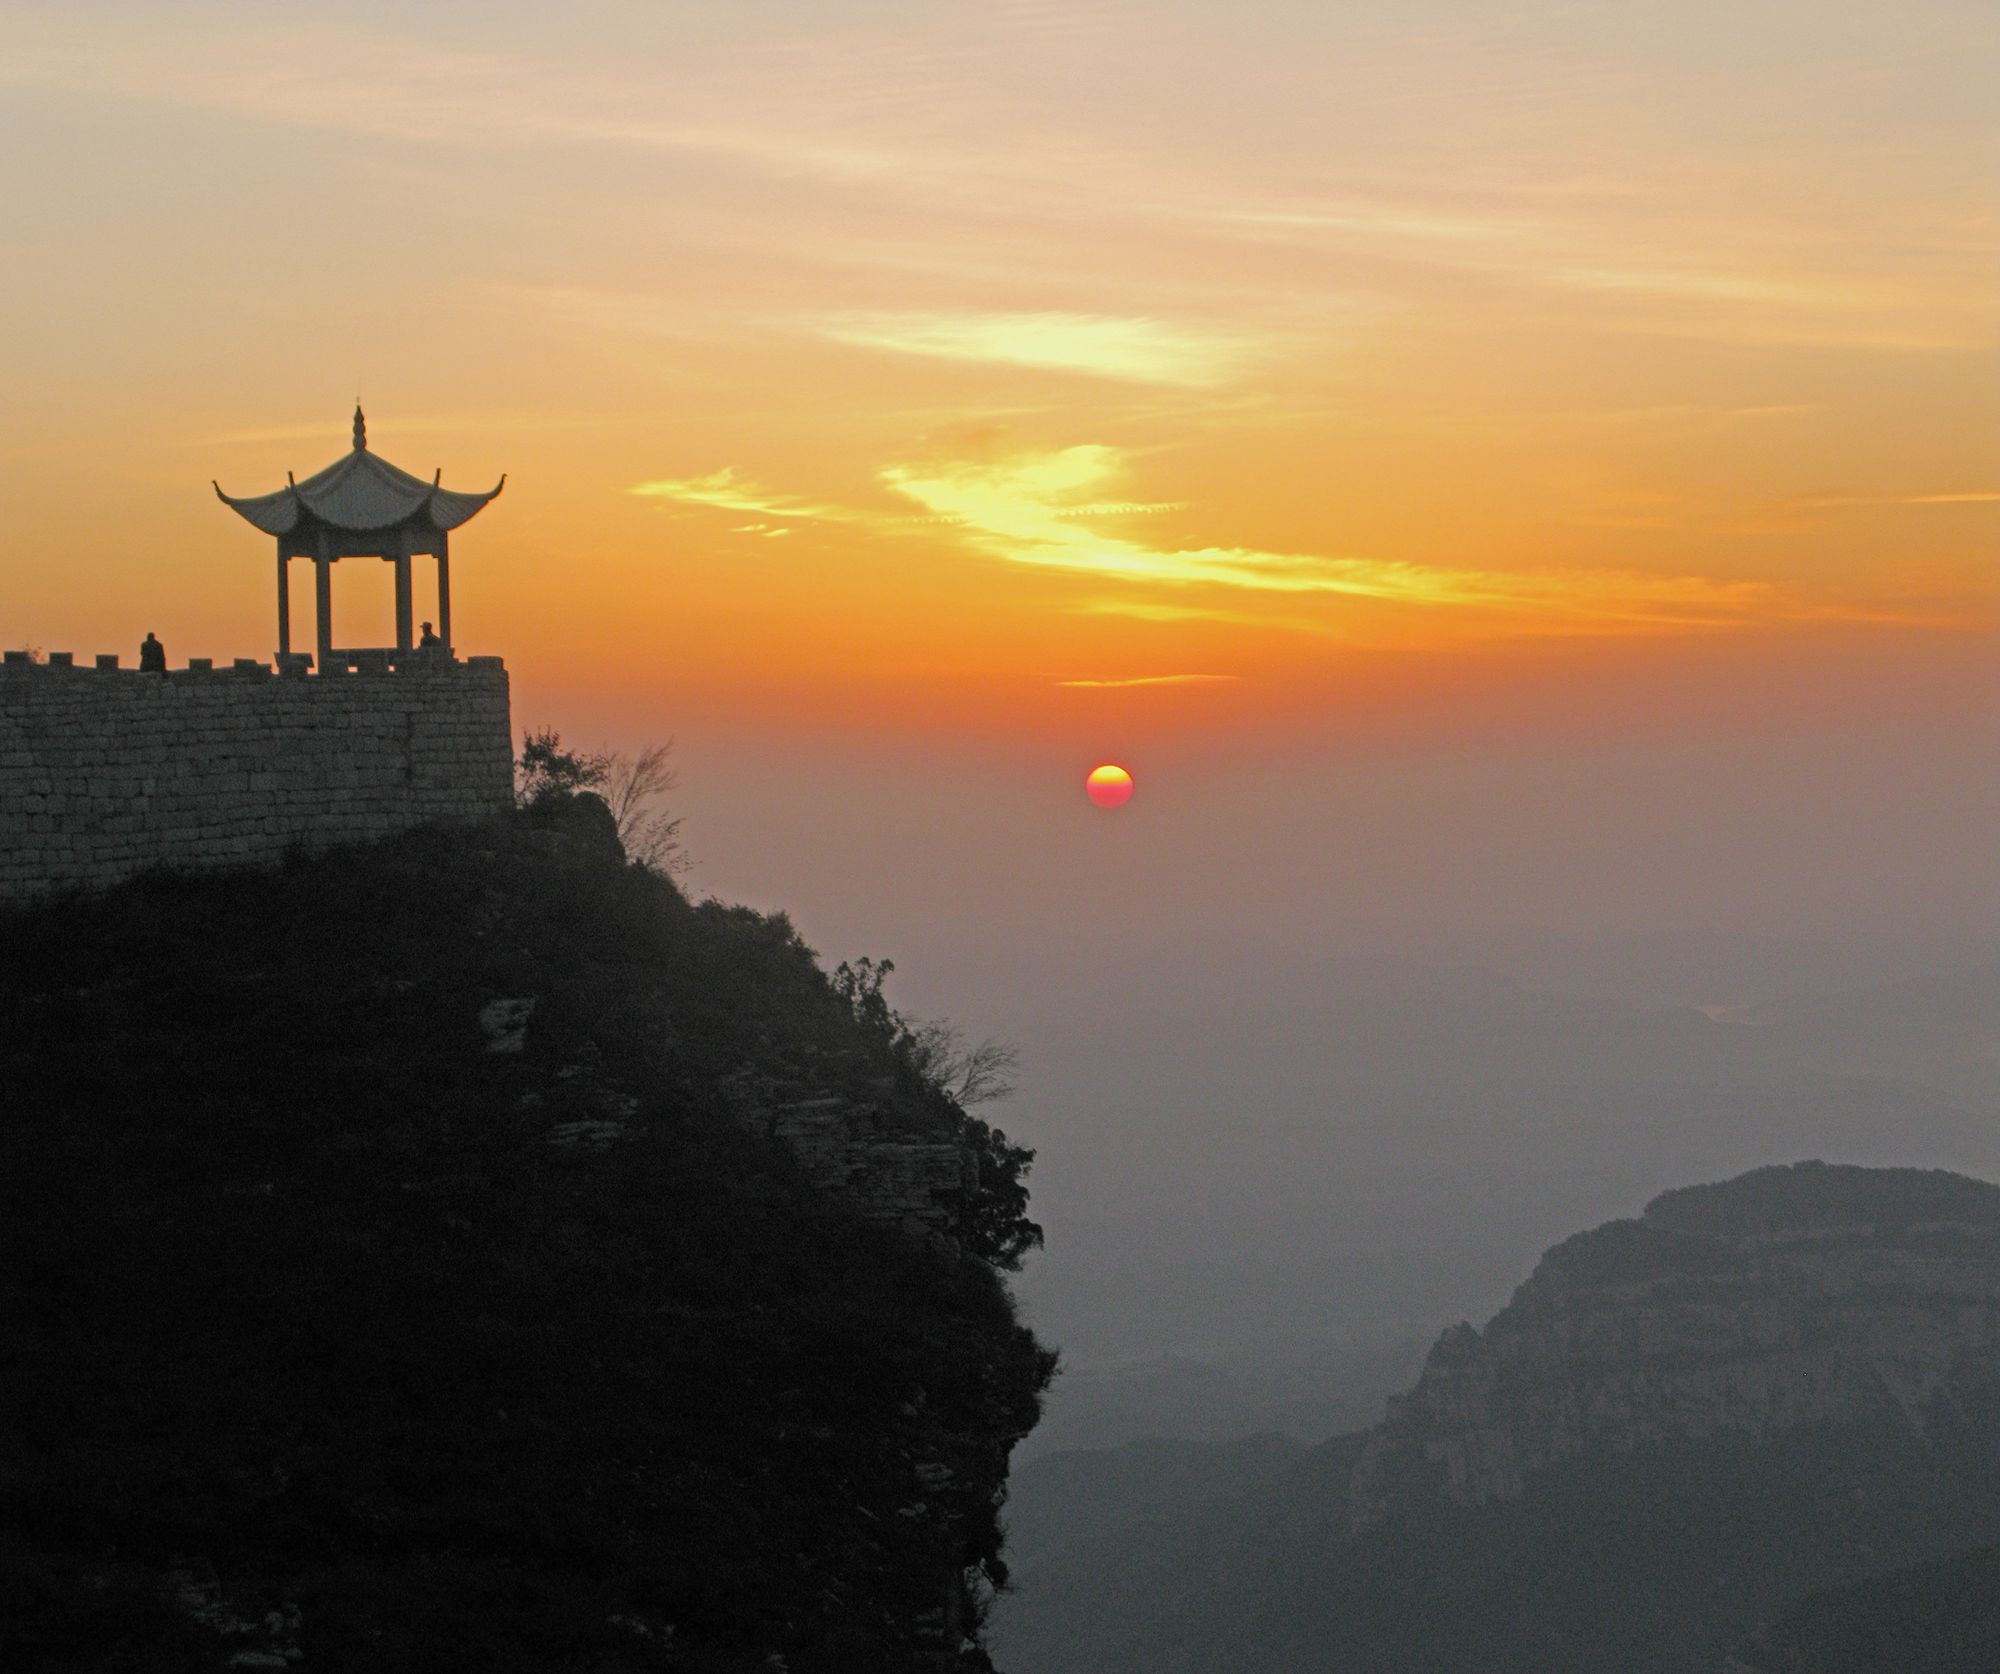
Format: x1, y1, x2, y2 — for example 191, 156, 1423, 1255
0, 655, 512, 902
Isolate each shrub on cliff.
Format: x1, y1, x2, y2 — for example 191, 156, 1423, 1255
831, 956, 1043, 1273
516, 727, 689, 876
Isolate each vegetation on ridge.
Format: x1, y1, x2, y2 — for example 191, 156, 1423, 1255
516, 726, 692, 878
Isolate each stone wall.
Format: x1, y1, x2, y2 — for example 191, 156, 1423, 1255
0, 652, 512, 902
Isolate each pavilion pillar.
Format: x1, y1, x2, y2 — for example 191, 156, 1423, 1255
393, 536, 414, 653
436, 537, 452, 658
276, 543, 291, 657
314, 535, 334, 671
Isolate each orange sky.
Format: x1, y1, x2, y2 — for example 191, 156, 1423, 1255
1, 1, 1993, 760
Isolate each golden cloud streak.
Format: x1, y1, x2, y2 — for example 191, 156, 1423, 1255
814, 312, 1252, 386
1067, 599, 1315, 630
632, 444, 1932, 641
1056, 674, 1239, 688
879, 445, 1777, 630
1796, 491, 2000, 508
629, 468, 847, 522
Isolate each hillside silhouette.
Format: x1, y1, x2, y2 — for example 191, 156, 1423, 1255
1, 799, 1053, 1672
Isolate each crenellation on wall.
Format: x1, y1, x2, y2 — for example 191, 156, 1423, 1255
0, 657, 513, 901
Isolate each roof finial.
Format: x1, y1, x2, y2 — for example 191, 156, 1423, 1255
353, 402, 367, 452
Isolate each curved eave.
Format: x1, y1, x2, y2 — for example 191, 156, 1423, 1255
214, 459, 506, 537
428, 475, 506, 532
214, 480, 303, 536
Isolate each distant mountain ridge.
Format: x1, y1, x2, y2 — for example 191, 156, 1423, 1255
994, 1161, 2000, 1674
1006, 940, 1997, 1377
1349, 1162, 2000, 1530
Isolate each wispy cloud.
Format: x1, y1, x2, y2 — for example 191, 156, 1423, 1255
879, 444, 1778, 630
629, 442, 1919, 638
1218, 205, 1519, 245
5, 10, 1986, 372
1549, 265, 1841, 307
1056, 673, 1239, 688
814, 311, 1254, 386
1201, 190, 1990, 353
1549, 402, 1822, 429
629, 468, 847, 522
1053, 500, 1193, 518
0, 23, 933, 189
1068, 598, 1319, 631
1794, 490, 2000, 508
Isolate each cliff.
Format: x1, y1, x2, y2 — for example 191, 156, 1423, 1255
1348, 1162, 2000, 1531
993, 1162, 2000, 1674
0, 801, 1053, 1673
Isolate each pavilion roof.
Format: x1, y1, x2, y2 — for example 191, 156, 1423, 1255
214, 407, 504, 537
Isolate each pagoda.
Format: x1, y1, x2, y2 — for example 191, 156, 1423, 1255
215, 406, 504, 669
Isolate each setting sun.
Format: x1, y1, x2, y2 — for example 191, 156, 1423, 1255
1086, 763, 1135, 809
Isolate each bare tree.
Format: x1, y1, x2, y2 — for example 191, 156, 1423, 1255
603, 742, 690, 876
902, 1018, 1020, 1107
516, 729, 691, 877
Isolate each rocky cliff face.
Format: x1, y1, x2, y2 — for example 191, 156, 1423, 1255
992, 1162, 2000, 1674
767, 1094, 977, 1236
1349, 1163, 2000, 1532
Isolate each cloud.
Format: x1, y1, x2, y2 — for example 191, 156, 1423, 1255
814, 311, 1253, 386
1219, 205, 1517, 245
1794, 491, 2000, 508
634, 443, 1886, 639
1550, 402, 1822, 429
1193, 186, 1986, 353
1052, 500, 1193, 519
878, 444, 1777, 630
1549, 265, 1834, 306
0, 22, 931, 189
7, 12, 1984, 370
628, 468, 846, 522
1067, 598, 1320, 631
1057, 673, 1239, 688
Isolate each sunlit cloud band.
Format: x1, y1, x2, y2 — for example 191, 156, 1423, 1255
1057, 674, 1239, 688
879, 445, 1779, 629
813, 311, 1253, 386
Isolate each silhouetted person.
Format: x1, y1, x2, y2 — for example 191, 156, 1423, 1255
418, 621, 442, 650
138, 631, 166, 672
